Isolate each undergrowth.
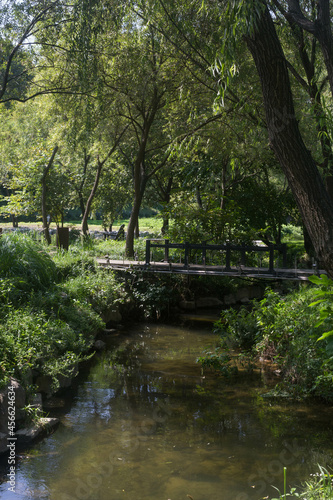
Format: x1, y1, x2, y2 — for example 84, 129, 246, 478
266, 465, 333, 499
205, 283, 333, 402
0, 233, 126, 391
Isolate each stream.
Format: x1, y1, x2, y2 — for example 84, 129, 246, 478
0, 323, 333, 500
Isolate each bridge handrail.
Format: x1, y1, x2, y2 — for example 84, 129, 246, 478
145, 239, 287, 273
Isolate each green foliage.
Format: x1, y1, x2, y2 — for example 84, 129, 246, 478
308, 274, 333, 342
52, 249, 97, 280
125, 271, 179, 320
62, 269, 125, 316
197, 349, 238, 377
0, 233, 57, 294
215, 305, 258, 351
0, 233, 125, 390
22, 404, 43, 426
210, 285, 333, 401
268, 465, 333, 500
0, 297, 103, 388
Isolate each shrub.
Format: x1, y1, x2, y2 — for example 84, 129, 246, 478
211, 285, 333, 401
0, 302, 103, 389
62, 268, 125, 316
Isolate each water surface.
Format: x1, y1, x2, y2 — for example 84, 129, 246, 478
0, 323, 332, 500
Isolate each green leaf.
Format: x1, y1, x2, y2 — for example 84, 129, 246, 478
317, 330, 333, 341
308, 274, 333, 286
309, 299, 325, 307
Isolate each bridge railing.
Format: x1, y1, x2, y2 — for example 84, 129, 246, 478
145, 239, 287, 274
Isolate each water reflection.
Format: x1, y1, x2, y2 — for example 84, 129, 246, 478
0, 324, 332, 500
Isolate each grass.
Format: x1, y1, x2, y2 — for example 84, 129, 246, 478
0, 216, 165, 233
268, 465, 333, 499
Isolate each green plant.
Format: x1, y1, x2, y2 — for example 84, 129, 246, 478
308, 274, 333, 345
62, 269, 125, 315
0, 233, 57, 291
209, 285, 333, 401
53, 250, 97, 280
22, 404, 44, 425
197, 348, 238, 377
268, 465, 333, 499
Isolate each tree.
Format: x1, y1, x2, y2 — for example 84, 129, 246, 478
0, 0, 72, 104
240, 1, 333, 275
98, 16, 187, 256
93, 159, 131, 232
133, 0, 333, 274
41, 146, 58, 243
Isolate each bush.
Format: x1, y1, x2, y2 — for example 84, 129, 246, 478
0, 234, 116, 391
211, 285, 333, 401
62, 268, 125, 316
0, 293, 104, 388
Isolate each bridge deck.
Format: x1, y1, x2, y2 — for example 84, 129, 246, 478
97, 258, 325, 281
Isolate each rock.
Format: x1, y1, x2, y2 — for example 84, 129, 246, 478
102, 328, 118, 335
236, 288, 250, 302
35, 375, 53, 396
0, 378, 26, 433
19, 365, 33, 386
57, 363, 78, 390
56, 374, 72, 389
15, 417, 59, 443
248, 285, 264, 299
94, 340, 106, 350
36, 363, 78, 395
196, 297, 223, 308
30, 393, 43, 411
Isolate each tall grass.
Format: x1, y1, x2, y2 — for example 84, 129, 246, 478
269, 465, 333, 499
0, 233, 57, 290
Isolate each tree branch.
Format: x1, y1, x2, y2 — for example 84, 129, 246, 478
286, 0, 318, 35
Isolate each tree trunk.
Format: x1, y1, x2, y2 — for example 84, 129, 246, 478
126, 174, 147, 257
41, 146, 58, 245
245, 6, 333, 276
81, 159, 103, 237
79, 193, 89, 234
11, 214, 18, 228
196, 187, 203, 209
135, 219, 140, 239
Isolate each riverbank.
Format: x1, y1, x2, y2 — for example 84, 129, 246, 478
0, 232, 331, 454
0, 233, 130, 450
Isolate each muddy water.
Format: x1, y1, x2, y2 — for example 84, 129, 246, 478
0, 324, 333, 500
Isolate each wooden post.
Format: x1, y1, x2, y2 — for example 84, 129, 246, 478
202, 241, 207, 265
225, 243, 231, 271
184, 241, 189, 268
164, 239, 169, 262
268, 245, 275, 274
145, 239, 151, 265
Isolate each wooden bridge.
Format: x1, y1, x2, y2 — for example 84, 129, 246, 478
97, 239, 326, 281
97, 239, 325, 280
